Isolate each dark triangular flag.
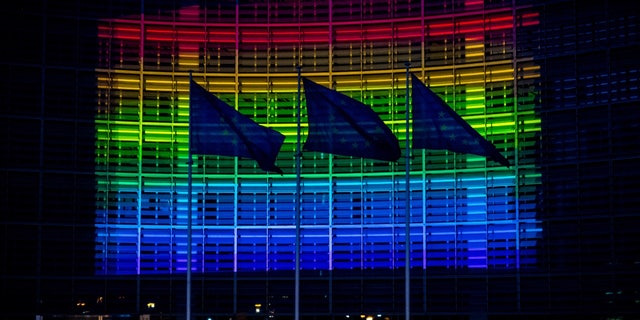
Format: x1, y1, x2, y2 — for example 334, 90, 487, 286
411, 74, 510, 167
190, 79, 285, 174
302, 78, 401, 162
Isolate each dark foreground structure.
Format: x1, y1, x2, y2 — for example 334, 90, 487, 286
1, 1, 639, 319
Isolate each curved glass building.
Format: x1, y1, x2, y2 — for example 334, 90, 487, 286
1, 0, 639, 319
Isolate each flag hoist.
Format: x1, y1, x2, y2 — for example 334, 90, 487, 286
187, 72, 285, 320
184, 66, 508, 320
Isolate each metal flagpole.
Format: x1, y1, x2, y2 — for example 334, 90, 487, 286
294, 65, 302, 320
404, 62, 411, 320
187, 72, 194, 320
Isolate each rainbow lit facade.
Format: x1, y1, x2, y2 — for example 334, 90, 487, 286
94, 2, 541, 275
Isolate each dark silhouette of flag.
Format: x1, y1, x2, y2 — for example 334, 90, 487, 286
411, 74, 510, 167
302, 77, 401, 162
189, 79, 285, 174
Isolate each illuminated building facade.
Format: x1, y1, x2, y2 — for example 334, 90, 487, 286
1, 0, 638, 319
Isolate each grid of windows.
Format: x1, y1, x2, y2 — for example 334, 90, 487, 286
94, 1, 541, 278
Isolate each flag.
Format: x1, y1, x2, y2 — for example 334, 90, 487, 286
411, 74, 510, 167
302, 77, 401, 162
189, 79, 285, 174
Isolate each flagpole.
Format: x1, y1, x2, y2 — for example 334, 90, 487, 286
404, 62, 411, 320
187, 72, 193, 320
294, 65, 302, 320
